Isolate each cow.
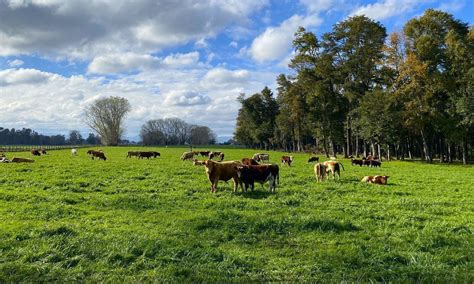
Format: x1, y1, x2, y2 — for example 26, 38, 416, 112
361, 175, 389, 185
208, 151, 223, 160
323, 160, 344, 180
11, 157, 34, 163
138, 151, 155, 159
218, 152, 225, 162
252, 153, 269, 162
193, 159, 206, 166
200, 151, 211, 157
281, 155, 293, 166
41, 149, 47, 155
152, 151, 161, 158
71, 148, 78, 156
369, 160, 382, 168
362, 159, 371, 167
235, 164, 279, 193
307, 156, 319, 163
0, 157, 10, 163
181, 151, 195, 161
31, 149, 41, 156
89, 150, 107, 161
127, 151, 140, 158
351, 158, 363, 166
314, 163, 327, 182
241, 158, 260, 165
203, 160, 242, 193
87, 149, 103, 156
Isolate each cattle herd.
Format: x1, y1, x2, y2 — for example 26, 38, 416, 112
0, 148, 390, 191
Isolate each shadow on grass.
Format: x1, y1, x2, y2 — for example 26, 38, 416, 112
239, 190, 272, 199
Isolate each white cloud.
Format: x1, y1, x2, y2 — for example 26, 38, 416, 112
0, 68, 52, 85
164, 90, 211, 106
350, 0, 430, 21
202, 68, 250, 87
162, 52, 200, 68
0, 0, 268, 58
250, 14, 322, 63
7, 59, 24, 67
299, 0, 336, 13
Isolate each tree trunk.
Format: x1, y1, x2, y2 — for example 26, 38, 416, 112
462, 141, 467, 165
345, 117, 351, 158
420, 130, 432, 163
377, 144, 381, 161
331, 139, 336, 158
387, 145, 391, 161
447, 142, 452, 163
355, 136, 359, 157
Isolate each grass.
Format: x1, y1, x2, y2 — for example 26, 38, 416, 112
0, 147, 472, 281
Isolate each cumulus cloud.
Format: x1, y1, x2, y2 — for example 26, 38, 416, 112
350, 0, 430, 21
250, 14, 322, 63
164, 90, 211, 106
7, 59, 24, 67
0, 68, 51, 85
0, 0, 268, 58
202, 68, 250, 87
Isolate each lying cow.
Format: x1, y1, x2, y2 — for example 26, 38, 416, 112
252, 153, 269, 162
71, 148, 78, 156
89, 150, 107, 161
361, 175, 389, 185
323, 160, 344, 180
307, 156, 319, 163
235, 164, 279, 193
11, 157, 34, 163
203, 160, 242, 193
281, 155, 293, 166
31, 149, 41, 156
241, 158, 260, 165
181, 151, 195, 161
351, 158, 363, 166
314, 163, 327, 182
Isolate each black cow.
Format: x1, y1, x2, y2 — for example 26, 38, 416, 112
235, 164, 279, 193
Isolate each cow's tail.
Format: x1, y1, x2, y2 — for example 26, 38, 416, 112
339, 162, 345, 171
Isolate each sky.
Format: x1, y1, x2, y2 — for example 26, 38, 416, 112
0, 0, 472, 142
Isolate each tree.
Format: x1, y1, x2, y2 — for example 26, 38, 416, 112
67, 130, 83, 145
140, 118, 215, 145
83, 96, 131, 146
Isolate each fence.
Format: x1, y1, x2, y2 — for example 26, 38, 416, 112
0, 145, 95, 152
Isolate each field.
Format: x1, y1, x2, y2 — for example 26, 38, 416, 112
0, 147, 472, 281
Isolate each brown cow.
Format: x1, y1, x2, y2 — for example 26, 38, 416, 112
11, 157, 34, 163
203, 160, 242, 193
241, 158, 260, 165
281, 155, 293, 166
235, 164, 279, 193
31, 149, 41, 156
307, 156, 319, 163
323, 160, 344, 180
361, 175, 389, 185
89, 150, 107, 161
314, 163, 327, 182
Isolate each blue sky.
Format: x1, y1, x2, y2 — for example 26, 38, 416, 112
0, 0, 472, 142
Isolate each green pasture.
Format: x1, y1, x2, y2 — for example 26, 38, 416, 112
0, 147, 472, 281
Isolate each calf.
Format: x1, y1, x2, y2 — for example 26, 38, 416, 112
90, 150, 107, 161
351, 158, 363, 166
314, 163, 327, 182
203, 160, 242, 193
71, 148, 78, 156
361, 175, 389, 185
241, 158, 260, 165
369, 160, 382, 167
323, 160, 344, 180
180, 151, 195, 161
281, 155, 293, 166
235, 164, 279, 193
307, 156, 319, 163
31, 149, 41, 156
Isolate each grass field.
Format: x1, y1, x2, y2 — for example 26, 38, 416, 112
0, 147, 472, 281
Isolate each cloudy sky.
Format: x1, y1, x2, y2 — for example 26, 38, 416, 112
0, 0, 472, 142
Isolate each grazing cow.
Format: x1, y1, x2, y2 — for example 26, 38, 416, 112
152, 151, 161, 158
361, 175, 389, 185
11, 157, 34, 163
218, 152, 225, 162
351, 158, 363, 166
281, 155, 293, 166
127, 151, 140, 158
369, 160, 382, 168
314, 163, 327, 182
252, 153, 269, 162
241, 158, 260, 165
200, 151, 211, 157
323, 160, 344, 180
308, 156, 319, 163
181, 151, 195, 161
208, 151, 223, 160
87, 149, 103, 156
236, 164, 279, 193
362, 159, 371, 167
89, 150, 107, 161
71, 148, 78, 156
193, 159, 206, 166
138, 151, 155, 159
203, 160, 242, 193
31, 150, 41, 156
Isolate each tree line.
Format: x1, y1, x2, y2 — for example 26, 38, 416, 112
0, 127, 100, 145
235, 9, 473, 164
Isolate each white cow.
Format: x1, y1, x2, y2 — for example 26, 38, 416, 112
71, 148, 78, 156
